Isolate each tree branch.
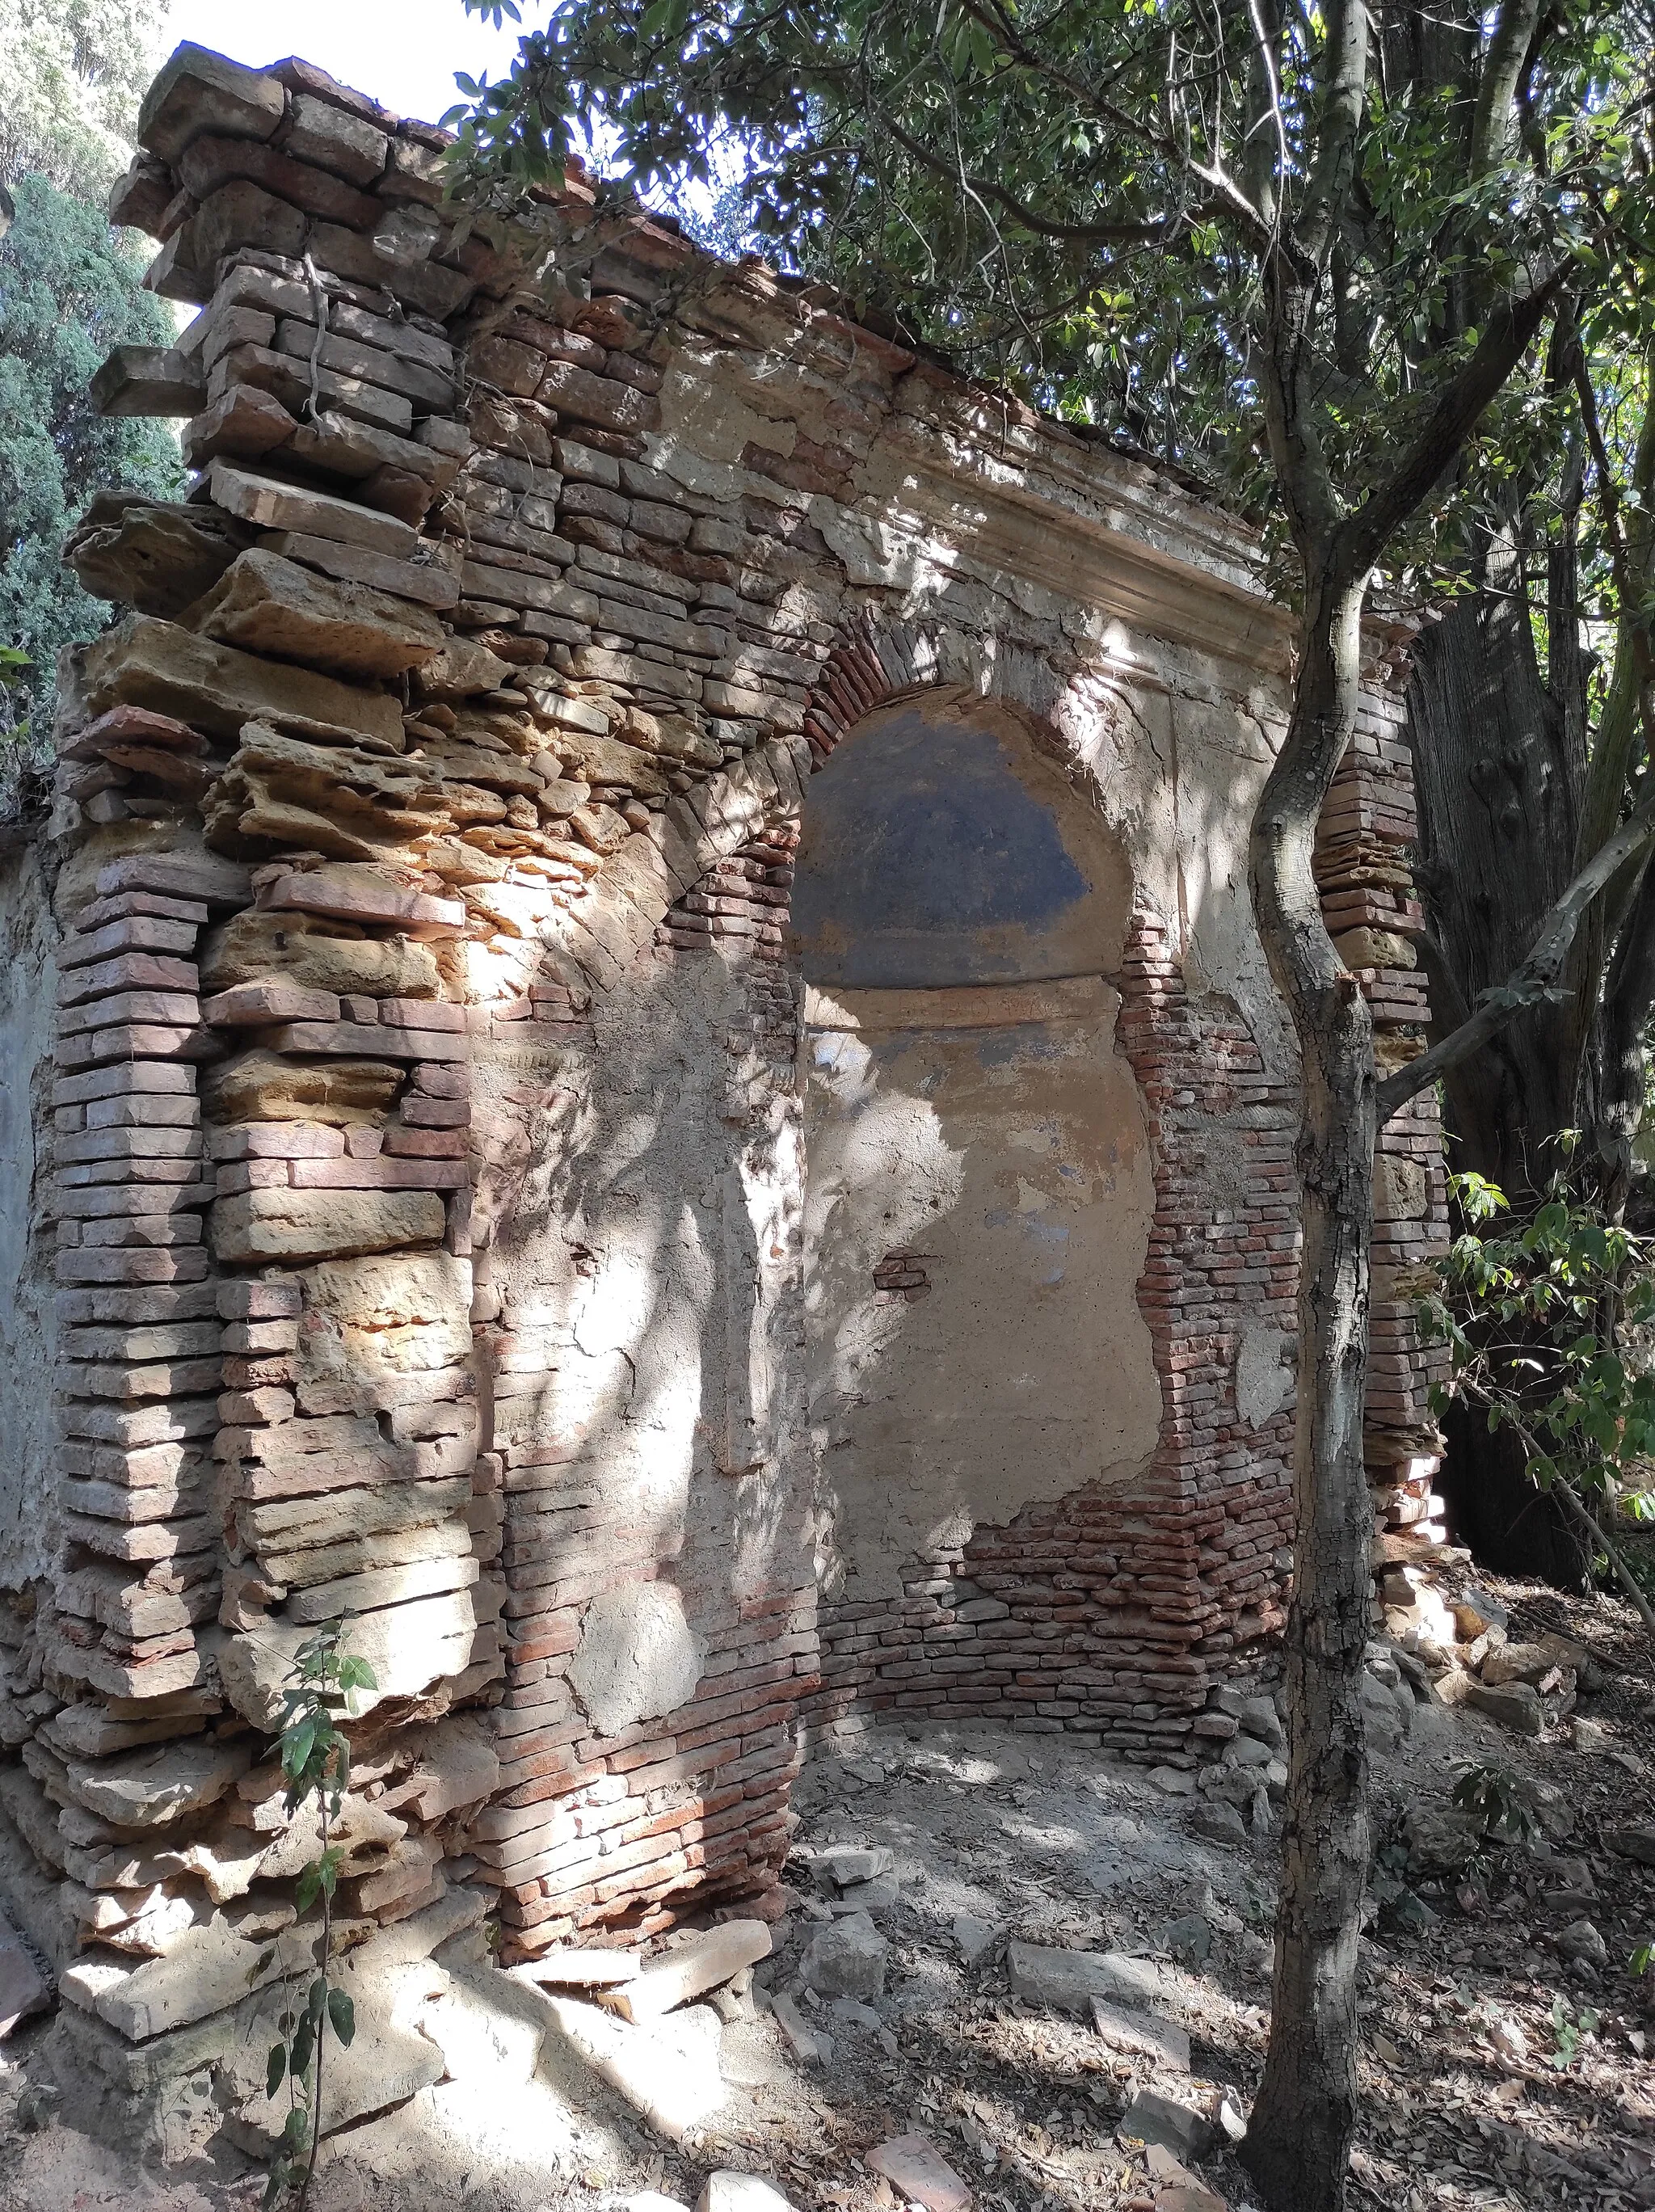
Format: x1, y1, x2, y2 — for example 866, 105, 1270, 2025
1292, 0, 1370, 269
1470, 0, 1546, 177
1336, 270, 1564, 580
870, 101, 1181, 242
958, 0, 1274, 246
1376, 785, 1655, 1123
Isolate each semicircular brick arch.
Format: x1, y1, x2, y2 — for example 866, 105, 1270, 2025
802, 618, 956, 767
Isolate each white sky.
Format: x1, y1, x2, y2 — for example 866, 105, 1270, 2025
160, 0, 527, 129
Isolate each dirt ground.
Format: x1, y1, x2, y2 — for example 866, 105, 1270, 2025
2, 1573, 1651, 2212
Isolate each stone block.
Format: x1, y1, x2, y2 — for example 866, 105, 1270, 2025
204, 1049, 403, 1126
202, 980, 341, 1026
698, 2178, 798, 2212
1007, 1941, 1167, 2015
192, 180, 308, 267
379, 133, 447, 204
91, 346, 208, 419
218, 1587, 477, 1725
800, 1912, 886, 2001
107, 150, 174, 234
177, 134, 381, 228
256, 864, 466, 933
81, 614, 404, 749
284, 1549, 478, 1621
259, 529, 460, 611
138, 44, 287, 164
202, 908, 440, 1000
1091, 1997, 1191, 2071
282, 91, 390, 183
95, 849, 252, 906
65, 491, 251, 620
208, 461, 418, 558
1463, 1679, 1545, 1736
66, 1737, 250, 1828
298, 219, 471, 321
415, 634, 511, 701
607, 1921, 770, 2023
1118, 2088, 1215, 2160
535, 359, 660, 436
265, 1019, 467, 1062
86, 1923, 312, 2041
273, 319, 457, 411
212, 1186, 445, 1262
186, 548, 445, 677
210, 342, 415, 435
865, 2135, 970, 2212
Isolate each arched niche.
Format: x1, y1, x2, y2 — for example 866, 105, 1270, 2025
792, 689, 1131, 988
794, 689, 1163, 1599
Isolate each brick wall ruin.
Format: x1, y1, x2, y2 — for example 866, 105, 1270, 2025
0, 40, 1448, 2151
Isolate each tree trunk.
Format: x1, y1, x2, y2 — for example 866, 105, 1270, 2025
1406, 542, 1584, 1203
1404, 527, 1603, 1579
1240, 573, 1375, 2212
1437, 1397, 1590, 1586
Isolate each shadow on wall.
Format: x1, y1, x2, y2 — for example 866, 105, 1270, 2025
460, 881, 815, 1948
794, 693, 1163, 1604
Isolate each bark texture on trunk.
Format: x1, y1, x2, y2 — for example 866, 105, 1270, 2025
1407, 554, 1583, 1203
1240, 578, 1375, 2212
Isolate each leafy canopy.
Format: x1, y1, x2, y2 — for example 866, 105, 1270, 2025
445, 0, 1653, 558
0, 0, 169, 203
0, 171, 181, 769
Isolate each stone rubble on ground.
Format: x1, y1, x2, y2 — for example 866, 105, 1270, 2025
864, 2130, 973, 2212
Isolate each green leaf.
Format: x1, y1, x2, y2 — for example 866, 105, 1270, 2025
327, 1987, 356, 2047
266, 2041, 287, 2096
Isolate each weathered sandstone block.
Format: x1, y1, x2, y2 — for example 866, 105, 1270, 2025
255, 864, 465, 934
91, 347, 208, 420
207, 463, 419, 559
186, 550, 446, 678
202, 1048, 404, 1125
200, 908, 441, 999
212, 1186, 446, 1263
202, 723, 443, 860
283, 92, 390, 185
65, 494, 252, 621
137, 44, 287, 165
218, 1588, 476, 1724
81, 616, 404, 749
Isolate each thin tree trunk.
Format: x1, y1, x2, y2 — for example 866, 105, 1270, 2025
1240, 572, 1375, 2212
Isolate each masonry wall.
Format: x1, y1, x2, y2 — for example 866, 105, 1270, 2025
0, 36, 1447, 2142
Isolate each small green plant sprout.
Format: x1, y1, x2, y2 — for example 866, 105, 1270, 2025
1548, 1993, 1600, 2068
1451, 1763, 1543, 1849
1631, 1940, 1653, 1977
255, 1620, 377, 2212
